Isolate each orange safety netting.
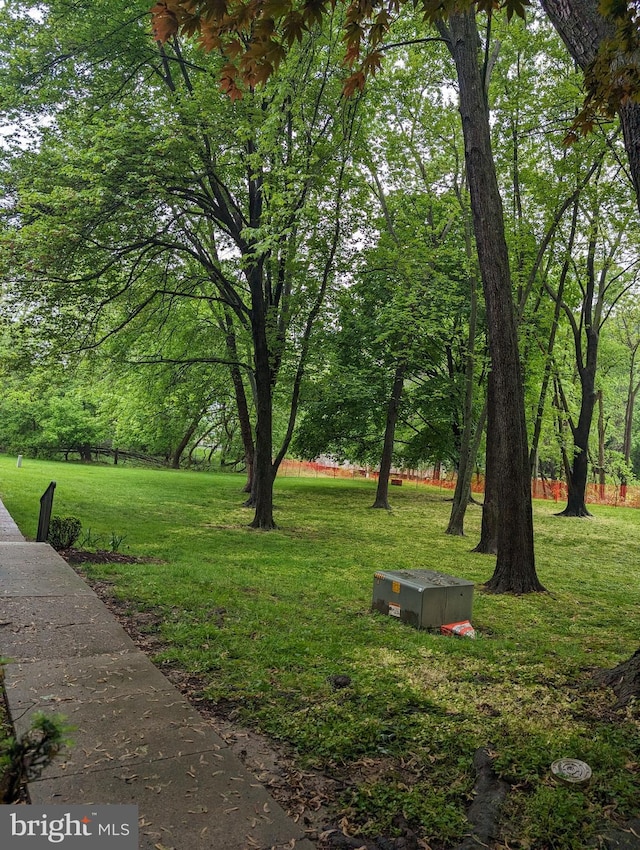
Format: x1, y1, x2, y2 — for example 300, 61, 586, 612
277, 459, 640, 508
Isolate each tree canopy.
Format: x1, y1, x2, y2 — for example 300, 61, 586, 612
1, 0, 640, 595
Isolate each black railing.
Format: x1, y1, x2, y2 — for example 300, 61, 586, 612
36, 481, 56, 543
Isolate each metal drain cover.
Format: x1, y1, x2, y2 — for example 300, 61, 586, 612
551, 758, 592, 785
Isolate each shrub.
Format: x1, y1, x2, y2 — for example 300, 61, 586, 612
0, 712, 71, 803
47, 516, 82, 550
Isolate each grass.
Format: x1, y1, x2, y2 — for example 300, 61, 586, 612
1, 454, 639, 848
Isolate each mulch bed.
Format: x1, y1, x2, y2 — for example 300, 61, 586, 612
59, 548, 152, 565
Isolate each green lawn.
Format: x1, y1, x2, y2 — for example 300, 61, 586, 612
1, 454, 639, 848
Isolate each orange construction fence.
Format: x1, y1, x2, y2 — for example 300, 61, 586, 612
278, 459, 640, 508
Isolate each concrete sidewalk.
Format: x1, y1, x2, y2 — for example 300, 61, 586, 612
0, 504, 314, 850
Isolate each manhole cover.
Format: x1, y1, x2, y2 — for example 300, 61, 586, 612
551, 758, 592, 785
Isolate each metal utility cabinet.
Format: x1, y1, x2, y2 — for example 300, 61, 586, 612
372, 569, 474, 629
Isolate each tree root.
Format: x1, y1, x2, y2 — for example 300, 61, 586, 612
452, 747, 509, 850
593, 647, 640, 709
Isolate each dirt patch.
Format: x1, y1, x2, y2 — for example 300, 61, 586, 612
64, 564, 346, 843
69, 569, 168, 656
59, 548, 157, 565
161, 670, 342, 842
168, 682, 453, 849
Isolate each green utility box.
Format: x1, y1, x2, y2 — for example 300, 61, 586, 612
372, 569, 474, 629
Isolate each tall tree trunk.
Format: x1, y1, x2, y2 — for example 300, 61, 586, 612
171, 414, 202, 469
224, 314, 255, 497
446, 205, 482, 535
621, 357, 640, 499
372, 362, 406, 509
619, 102, 640, 208
596, 389, 606, 499
530, 201, 579, 473
444, 10, 543, 592
473, 374, 499, 555
557, 225, 601, 518
553, 374, 574, 487
623, 380, 639, 465
558, 360, 597, 516
248, 266, 276, 530
447, 402, 487, 535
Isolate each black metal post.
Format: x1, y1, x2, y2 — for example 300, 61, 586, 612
36, 481, 56, 542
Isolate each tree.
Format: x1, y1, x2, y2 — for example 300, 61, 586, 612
444, 113, 485, 538
611, 297, 640, 496
1, 0, 359, 529
359, 40, 487, 531
293, 195, 467, 497
547, 175, 639, 515
537, 0, 640, 704
486, 10, 596, 474
151, 0, 548, 592
439, 9, 542, 591
293, 164, 477, 510
106, 364, 233, 468
371, 362, 407, 509
360, 146, 475, 511
0, 358, 110, 461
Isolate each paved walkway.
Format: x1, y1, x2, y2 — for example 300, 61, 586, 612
0, 501, 314, 850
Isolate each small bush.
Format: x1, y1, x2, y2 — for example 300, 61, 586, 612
47, 516, 82, 550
